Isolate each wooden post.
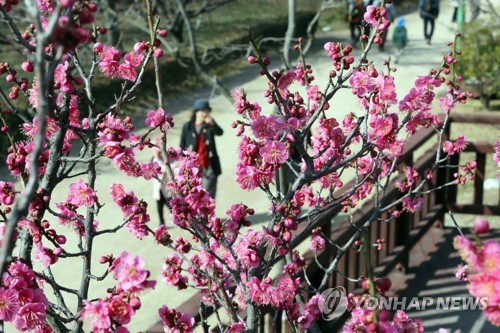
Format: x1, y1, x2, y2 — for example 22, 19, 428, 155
474, 153, 486, 205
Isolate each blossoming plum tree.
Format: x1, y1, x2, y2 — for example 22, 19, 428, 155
0, 0, 494, 332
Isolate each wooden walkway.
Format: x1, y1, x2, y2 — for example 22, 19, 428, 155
388, 224, 500, 333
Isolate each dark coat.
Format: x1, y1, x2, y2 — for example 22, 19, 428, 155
419, 0, 440, 19
180, 120, 223, 176
392, 26, 408, 49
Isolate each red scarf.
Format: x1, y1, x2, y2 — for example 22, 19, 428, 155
196, 134, 210, 169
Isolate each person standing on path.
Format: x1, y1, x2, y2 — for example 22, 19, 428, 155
419, 0, 440, 44
180, 99, 223, 199
392, 17, 408, 64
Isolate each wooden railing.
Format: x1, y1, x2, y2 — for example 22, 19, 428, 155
147, 113, 500, 333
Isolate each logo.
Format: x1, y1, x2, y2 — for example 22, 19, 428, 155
318, 286, 348, 320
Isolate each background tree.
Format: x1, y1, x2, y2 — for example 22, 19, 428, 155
0, 1, 496, 332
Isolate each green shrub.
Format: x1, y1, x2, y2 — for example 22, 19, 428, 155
457, 13, 500, 108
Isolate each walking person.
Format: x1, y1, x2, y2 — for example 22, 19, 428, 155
151, 137, 174, 226
450, 0, 459, 22
180, 99, 223, 199
419, 0, 440, 44
345, 0, 365, 46
392, 17, 408, 65
469, 0, 480, 21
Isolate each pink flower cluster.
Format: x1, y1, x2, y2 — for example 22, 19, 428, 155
97, 114, 162, 180
53, 61, 84, 93
169, 151, 216, 229
324, 42, 354, 72
443, 135, 468, 156
454, 218, 500, 326
94, 43, 145, 82
6, 140, 49, 178
109, 251, 156, 293
145, 107, 174, 132
453, 160, 476, 185
250, 276, 299, 308
235, 136, 284, 190
110, 184, 151, 239
399, 76, 442, 135
80, 252, 155, 332
67, 179, 97, 208
80, 295, 141, 333
158, 305, 195, 333
162, 254, 188, 290
0, 181, 15, 205
343, 309, 424, 333
0, 261, 52, 332
364, 5, 392, 44
247, 275, 323, 328
494, 141, 500, 169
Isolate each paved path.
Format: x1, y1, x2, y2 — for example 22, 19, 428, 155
2, 2, 485, 332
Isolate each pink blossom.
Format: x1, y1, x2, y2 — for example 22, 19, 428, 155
349, 70, 377, 97
0, 288, 19, 321
454, 135, 468, 153
67, 179, 96, 207
377, 75, 397, 105
118, 63, 137, 82
260, 140, 288, 165
236, 165, 272, 190
81, 299, 112, 332
109, 252, 156, 293
13, 302, 47, 331
145, 107, 174, 132
310, 235, 326, 252
363, 5, 378, 25
455, 264, 468, 281
158, 305, 195, 333
401, 196, 423, 213
140, 161, 162, 180
108, 295, 135, 325
493, 141, 500, 168
133, 41, 149, 53
415, 75, 441, 89
480, 240, 500, 276
297, 313, 314, 329
0, 181, 15, 205
393, 310, 424, 332
468, 274, 500, 301
98, 45, 121, 77
474, 217, 490, 234
453, 236, 480, 270
248, 276, 272, 305
439, 96, 454, 113
226, 322, 246, 333
251, 115, 286, 139
277, 70, 296, 90
123, 51, 144, 67
54, 61, 78, 93
443, 140, 455, 155
483, 306, 500, 326
36, 0, 55, 13
399, 87, 430, 114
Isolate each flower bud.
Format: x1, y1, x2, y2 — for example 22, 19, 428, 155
247, 56, 258, 64
474, 217, 489, 234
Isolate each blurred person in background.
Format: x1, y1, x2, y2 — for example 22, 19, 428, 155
180, 99, 223, 199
